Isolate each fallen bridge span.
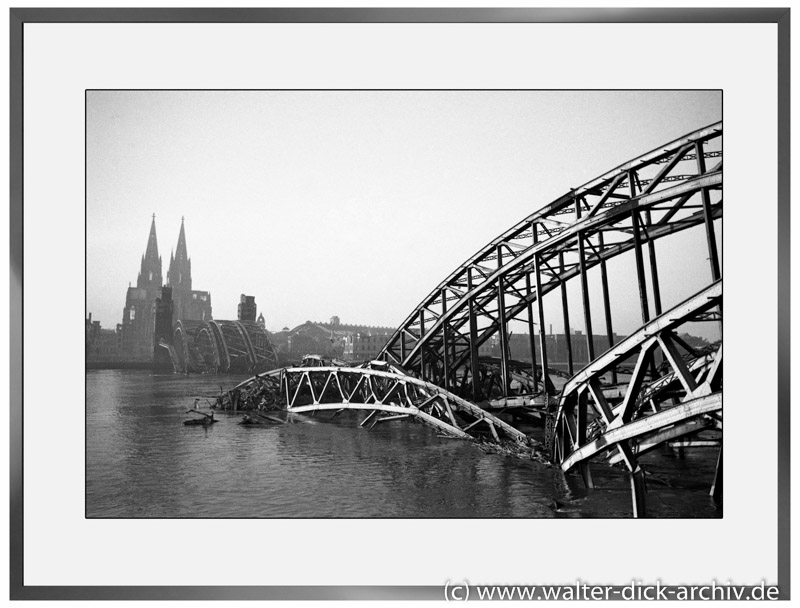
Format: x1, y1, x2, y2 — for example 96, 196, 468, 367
223, 360, 533, 446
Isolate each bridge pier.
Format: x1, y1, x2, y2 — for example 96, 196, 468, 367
630, 466, 647, 518
579, 462, 593, 489
710, 446, 723, 503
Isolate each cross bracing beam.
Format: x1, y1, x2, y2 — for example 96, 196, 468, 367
560, 393, 721, 471
605, 416, 720, 465
633, 349, 718, 410
552, 282, 722, 474
560, 281, 721, 396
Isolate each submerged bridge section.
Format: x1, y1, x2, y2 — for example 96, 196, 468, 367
215, 124, 722, 516
165, 319, 278, 374
228, 361, 532, 445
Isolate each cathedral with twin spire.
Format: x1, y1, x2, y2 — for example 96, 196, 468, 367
121, 215, 212, 362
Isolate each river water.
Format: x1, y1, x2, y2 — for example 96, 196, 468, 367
86, 370, 721, 518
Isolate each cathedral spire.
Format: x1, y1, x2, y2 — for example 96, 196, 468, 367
137, 214, 162, 288
144, 213, 159, 266
175, 216, 188, 264
167, 216, 192, 293
167, 216, 198, 321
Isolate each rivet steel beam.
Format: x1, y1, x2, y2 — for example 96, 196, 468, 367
695, 141, 721, 282
577, 232, 595, 362
467, 270, 481, 402
441, 288, 450, 392
525, 272, 538, 392
630, 207, 651, 325
558, 251, 574, 376
597, 230, 617, 384
533, 242, 551, 399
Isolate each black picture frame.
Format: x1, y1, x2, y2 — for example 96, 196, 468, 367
10, 7, 790, 601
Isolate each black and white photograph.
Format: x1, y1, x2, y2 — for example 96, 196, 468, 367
13, 7, 788, 601
85, 90, 723, 519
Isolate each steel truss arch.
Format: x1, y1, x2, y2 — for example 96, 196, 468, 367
237, 321, 280, 372
207, 321, 230, 372
215, 320, 254, 372
378, 123, 722, 401
171, 320, 209, 373
229, 365, 532, 445
197, 326, 222, 372
168, 319, 278, 374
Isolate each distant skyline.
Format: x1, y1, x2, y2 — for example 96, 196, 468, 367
86, 90, 721, 336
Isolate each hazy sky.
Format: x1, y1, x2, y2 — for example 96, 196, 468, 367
86, 90, 721, 336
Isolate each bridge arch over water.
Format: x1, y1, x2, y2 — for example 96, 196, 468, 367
375, 122, 723, 515
166, 319, 278, 374
221, 124, 722, 515
378, 123, 721, 401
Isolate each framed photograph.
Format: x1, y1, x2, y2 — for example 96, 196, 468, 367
11, 6, 790, 602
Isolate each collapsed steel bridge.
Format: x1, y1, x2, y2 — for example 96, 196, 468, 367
374, 122, 722, 515
226, 123, 722, 516
164, 319, 278, 374
229, 360, 532, 445
552, 281, 722, 516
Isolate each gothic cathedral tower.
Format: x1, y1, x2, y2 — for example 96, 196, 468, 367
167, 217, 191, 320
167, 218, 212, 322
122, 215, 163, 360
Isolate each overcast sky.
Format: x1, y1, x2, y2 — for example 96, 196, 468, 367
86, 90, 721, 336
